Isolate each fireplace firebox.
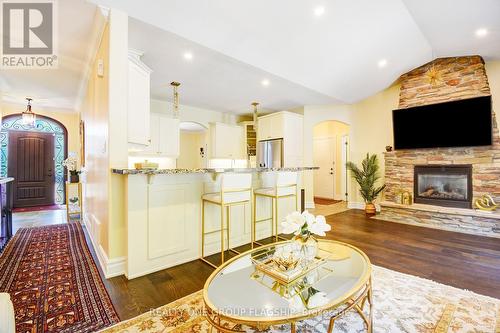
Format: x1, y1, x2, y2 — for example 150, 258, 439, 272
414, 165, 472, 209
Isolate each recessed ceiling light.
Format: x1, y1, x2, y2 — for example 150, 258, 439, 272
261, 79, 270, 86
314, 6, 325, 17
183, 52, 193, 60
378, 59, 388, 68
475, 28, 488, 38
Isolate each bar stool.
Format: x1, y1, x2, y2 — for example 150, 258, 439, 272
252, 171, 298, 247
201, 173, 253, 268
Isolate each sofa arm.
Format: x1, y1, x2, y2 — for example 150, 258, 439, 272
0, 293, 15, 333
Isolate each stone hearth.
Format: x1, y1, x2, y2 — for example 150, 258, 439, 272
379, 56, 500, 237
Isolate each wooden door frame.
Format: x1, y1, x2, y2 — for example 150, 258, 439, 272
1, 113, 69, 203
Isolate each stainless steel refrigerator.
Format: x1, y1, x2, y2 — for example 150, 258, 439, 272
257, 138, 283, 168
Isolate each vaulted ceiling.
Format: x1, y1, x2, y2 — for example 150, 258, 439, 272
2, 0, 499, 114
91, 0, 500, 113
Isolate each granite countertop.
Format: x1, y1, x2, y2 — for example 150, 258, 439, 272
112, 167, 319, 175
0, 177, 14, 184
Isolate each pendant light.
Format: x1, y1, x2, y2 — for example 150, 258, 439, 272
22, 98, 36, 127
171, 81, 180, 118
252, 102, 259, 132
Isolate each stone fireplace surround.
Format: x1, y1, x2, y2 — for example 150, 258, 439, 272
376, 56, 500, 238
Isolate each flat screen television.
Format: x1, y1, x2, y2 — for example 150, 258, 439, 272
392, 95, 492, 150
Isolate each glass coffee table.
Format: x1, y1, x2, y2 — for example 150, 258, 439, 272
203, 240, 372, 333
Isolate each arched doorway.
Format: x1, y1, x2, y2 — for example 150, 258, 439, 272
177, 121, 208, 169
313, 120, 350, 203
0, 114, 68, 207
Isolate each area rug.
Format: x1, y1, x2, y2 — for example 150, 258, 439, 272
101, 266, 500, 333
0, 223, 119, 332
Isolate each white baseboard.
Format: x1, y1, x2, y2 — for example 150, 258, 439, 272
98, 245, 126, 278
82, 213, 126, 279
347, 201, 381, 212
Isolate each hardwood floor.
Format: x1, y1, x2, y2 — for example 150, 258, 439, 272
95, 209, 500, 321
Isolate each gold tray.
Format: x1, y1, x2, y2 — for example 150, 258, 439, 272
250, 245, 331, 286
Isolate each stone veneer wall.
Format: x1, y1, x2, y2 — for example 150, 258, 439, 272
385, 56, 499, 203
381, 56, 500, 237
398, 56, 491, 108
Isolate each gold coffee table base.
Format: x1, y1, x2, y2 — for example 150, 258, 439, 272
205, 278, 373, 333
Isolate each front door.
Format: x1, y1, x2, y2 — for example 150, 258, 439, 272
8, 131, 55, 208
313, 137, 336, 199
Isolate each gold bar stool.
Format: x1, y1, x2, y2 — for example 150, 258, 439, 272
201, 173, 253, 268
252, 171, 298, 247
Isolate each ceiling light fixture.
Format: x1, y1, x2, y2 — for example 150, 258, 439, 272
183, 52, 193, 60
252, 102, 259, 133
475, 28, 488, 38
314, 6, 325, 16
171, 82, 181, 118
261, 79, 270, 86
378, 59, 388, 68
22, 97, 36, 127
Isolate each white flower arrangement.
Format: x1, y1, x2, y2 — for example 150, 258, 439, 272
62, 156, 81, 175
281, 210, 331, 238
62, 156, 78, 172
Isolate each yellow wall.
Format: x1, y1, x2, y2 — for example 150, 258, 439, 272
177, 131, 207, 169
80, 8, 129, 261
1, 103, 80, 161
81, 21, 111, 255
348, 84, 400, 204
313, 121, 350, 199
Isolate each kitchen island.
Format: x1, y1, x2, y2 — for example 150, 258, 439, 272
111, 167, 317, 279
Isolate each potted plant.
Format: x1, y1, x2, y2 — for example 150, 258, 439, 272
346, 153, 386, 215
62, 156, 81, 183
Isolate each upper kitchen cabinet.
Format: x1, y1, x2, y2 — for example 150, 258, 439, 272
209, 122, 245, 159
257, 111, 303, 167
127, 50, 153, 146
257, 112, 285, 141
142, 113, 180, 157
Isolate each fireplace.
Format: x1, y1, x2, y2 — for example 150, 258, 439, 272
414, 165, 472, 208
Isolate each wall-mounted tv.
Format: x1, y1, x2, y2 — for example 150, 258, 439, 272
392, 95, 492, 150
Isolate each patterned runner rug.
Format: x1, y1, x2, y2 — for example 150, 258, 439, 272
102, 266, 500, 333
0, 223, 119, 332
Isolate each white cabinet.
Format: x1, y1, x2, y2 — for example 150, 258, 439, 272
143, 113, 180, 157
209, 122, 245, 159
127, 50, 152, 146
257, 113, 285, 141
257, 111, 303, 167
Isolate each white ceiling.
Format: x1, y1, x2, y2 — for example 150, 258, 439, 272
0, 0, 97, 111
2, 0, 499, 113
129, 18, 337, 114
90, 0, 500, 111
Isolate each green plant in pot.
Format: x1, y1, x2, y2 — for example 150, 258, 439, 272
346, 153, 386, 215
